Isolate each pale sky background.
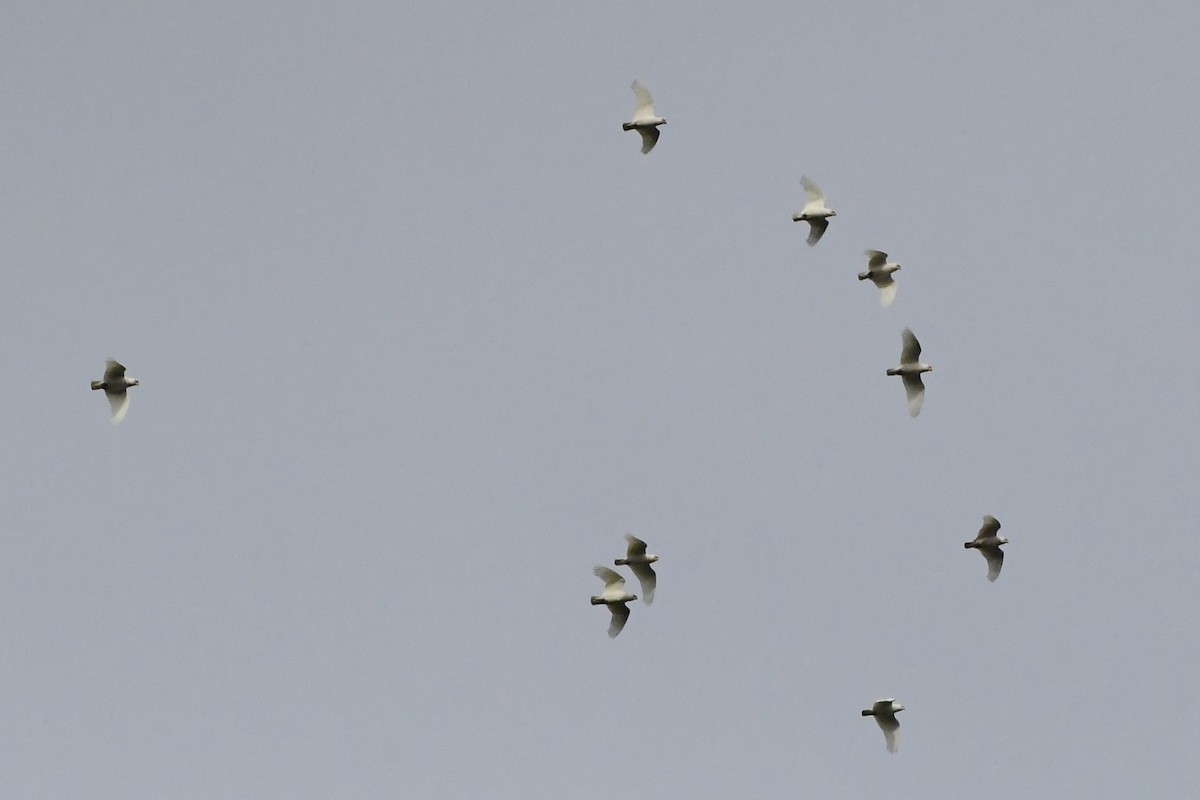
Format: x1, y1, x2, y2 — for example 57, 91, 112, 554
2, 2, 1199, 798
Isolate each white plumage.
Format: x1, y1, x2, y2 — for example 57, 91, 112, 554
623, 80, 666, 154
792, 176, 837, 246
590, 566, 637, 638
858, 250, 901, 307
964, 515, 1010, 582
614, 534, 658, 605
861, 698, 905, 753
90, 359, 140, 425
886, 328, 932, 417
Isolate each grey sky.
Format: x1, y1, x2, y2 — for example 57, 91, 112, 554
3, 1, 1199, 797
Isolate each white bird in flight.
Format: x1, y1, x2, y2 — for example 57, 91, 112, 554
861, 698, 905, 753
623, 80, 666, 154
859, 250, 901, 307
886, 328, 932, 417
614, 534, 658, 605
91, 359, 140, 424
964, 515, 1009, 582
792, 176, 836, 246
590, 566, 637, 638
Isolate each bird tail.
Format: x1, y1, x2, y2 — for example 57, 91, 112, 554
886, 368, 900, 376
622, 122, 636, 131
91, 381, 103, 391
857, 272, 869, 281
614, 558, 629, 566
590, 596, 605, 605
861, 710, 873, 717
964, 541, 976, 549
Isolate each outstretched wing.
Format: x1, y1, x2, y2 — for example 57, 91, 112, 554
877, 279, 898, 308
607, 603, 630, 638
981, 546, 1004, 582
593, 565, 625, 589
977, 515, 1002, 539
631, 80, 656, 119
624, 534, 648, 557
806, 218, 828, 247
865, 250, 888, 269
106, 390, 131, 425
800, 175, 825, 211
902, 374, 925, 417
900, 328, 922, 363
877, 715, 900, 754
630, 562, 657, 605
638, 127, 660, 154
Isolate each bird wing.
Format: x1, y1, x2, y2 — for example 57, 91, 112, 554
806, 218, 828, 247
900, 328, 922, 363
977, 515, 1002, 539
106, 390, 131, 425
607, 603, 630, 638
800, 176, 825, 211
631, 80, 656, 120
902, 374, 925, 417
638, 127, 660, 154
981, 546, 1004, 582
865, 250, 888, 269
630, 562, 657, 605
624, 534, 648, 557
877, 280, 897, 308
877, 716, 900, 753
103, 360, 126, 382
593, 565, 625, 590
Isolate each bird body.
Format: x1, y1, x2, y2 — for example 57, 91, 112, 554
91, 359, 139, 424
624, 80, 666, 154
861, 698, 905, 753
792, 176, 836, 246
858, 250, 901, 307
591, 566, 637, 637
614, 534, 658, 605
964, 515, 1009, 581
886, 328, 932, 417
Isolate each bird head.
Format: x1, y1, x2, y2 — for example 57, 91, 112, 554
648, 554, 660, 564
894, 703, 906, 713
129, 378, 140, 386
828, 210, 837, 217
999, 537, 1010, 545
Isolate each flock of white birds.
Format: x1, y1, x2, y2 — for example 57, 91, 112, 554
611, 80, 1017, 755
89, 80, 1014, 757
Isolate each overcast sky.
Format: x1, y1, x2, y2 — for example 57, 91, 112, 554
3, 2, 1199, 798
